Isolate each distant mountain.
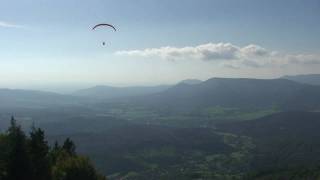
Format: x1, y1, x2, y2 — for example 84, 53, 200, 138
282, 74, 320, 85
135, 78, 320, 111
0, 88, 83, 108
179, 79, 202, 85
72, 85, 171, 99
72, 79, 204, 99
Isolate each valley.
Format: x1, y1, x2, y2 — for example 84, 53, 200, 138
1, 77, 320, 179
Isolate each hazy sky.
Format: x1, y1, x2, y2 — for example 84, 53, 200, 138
0, 0, 319, 91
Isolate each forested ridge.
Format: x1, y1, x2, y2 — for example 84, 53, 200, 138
0, 117, 106, 180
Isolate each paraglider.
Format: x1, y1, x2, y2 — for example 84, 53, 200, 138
92, 23, 117, 46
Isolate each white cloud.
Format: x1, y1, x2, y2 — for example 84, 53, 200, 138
116, 42, 320, 68
0, 21, 25, 29
240, 44, 270, 57
116, 43, 240, 61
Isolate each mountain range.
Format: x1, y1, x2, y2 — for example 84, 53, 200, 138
132, 78, 320, 111
1, 76, 320, 112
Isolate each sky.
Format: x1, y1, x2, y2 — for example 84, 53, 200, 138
0, 0, 319, 92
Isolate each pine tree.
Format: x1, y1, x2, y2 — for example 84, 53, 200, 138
6, 116, 32, 180
0, 134, 9, 179
29, 126, 51, 180
63, 138, 76, 156
53, 141, 60, 152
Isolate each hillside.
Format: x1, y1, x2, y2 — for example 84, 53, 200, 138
282, 74, 320, 85
48, 124, 233, 178
43, 111, 320, 179
218, 112, 320, 171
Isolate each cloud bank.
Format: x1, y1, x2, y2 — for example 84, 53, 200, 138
116, 43, 320, 68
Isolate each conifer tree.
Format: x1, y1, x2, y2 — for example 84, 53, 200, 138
6, 116, 32, 180
62, 138, 76, 156
29, 126, 51, 180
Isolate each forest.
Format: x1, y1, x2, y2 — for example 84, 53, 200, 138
0, 117, 105, 180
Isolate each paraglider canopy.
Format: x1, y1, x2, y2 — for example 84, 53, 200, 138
92, 24, 117, 31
